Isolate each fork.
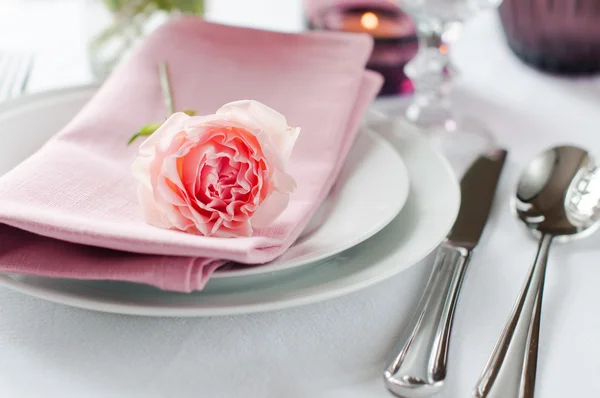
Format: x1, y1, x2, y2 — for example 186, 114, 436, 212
0, 51, 34, 102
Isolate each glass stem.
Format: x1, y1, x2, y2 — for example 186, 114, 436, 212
404, 21, 461, 131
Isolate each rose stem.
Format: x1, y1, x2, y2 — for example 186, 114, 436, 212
159, 62, 175, 116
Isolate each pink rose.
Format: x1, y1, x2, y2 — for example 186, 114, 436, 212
131, 100, 300, 237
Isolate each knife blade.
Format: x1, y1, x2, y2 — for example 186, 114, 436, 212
448, 149, 508, 248
384, 149, 508, 398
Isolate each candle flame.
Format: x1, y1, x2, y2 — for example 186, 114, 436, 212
360, 12, 379, 30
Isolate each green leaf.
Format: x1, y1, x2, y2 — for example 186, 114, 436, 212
172, 0, 204, 14
101, 0, 204, 14
155, 0, 173, 11
127, 121, 162, 145
140, 122, 163, 135
103, 0, 123, 11
126, 109, 195, 145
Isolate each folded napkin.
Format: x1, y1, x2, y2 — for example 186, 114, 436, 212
0, 18, 382, 292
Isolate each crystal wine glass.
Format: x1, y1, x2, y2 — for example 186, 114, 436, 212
395, 0, 503, 170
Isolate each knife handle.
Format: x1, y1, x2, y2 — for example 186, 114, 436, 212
384, 242, 472, 398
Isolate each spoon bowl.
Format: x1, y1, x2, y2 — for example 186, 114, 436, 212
513, 145, 600, 242
474, 145, 600, 398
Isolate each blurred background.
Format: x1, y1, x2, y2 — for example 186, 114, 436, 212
2, 0, 600, 99
0, 0, 307, 94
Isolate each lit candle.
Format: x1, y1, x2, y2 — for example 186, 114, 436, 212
309, 3, 418, 96
320, 7, 413, 39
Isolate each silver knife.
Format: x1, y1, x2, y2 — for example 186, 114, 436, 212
383, 149, 508, 398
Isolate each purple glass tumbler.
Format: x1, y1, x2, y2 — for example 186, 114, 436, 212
499, 0, 600, 74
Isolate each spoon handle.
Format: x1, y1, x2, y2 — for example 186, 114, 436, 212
473, 233, 553, 398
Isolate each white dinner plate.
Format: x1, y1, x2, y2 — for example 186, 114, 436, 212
0, 86, 409, 278
0, 89, 460, 315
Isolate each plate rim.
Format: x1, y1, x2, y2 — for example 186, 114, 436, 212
0, 87, 460, 317
215, 128, 409, 278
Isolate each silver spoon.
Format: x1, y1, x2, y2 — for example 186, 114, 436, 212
473, 145, 600, 398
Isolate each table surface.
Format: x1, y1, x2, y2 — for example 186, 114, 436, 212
2, 1, 600, 397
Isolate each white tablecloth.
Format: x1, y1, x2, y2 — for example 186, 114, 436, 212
2, 2, 600, 397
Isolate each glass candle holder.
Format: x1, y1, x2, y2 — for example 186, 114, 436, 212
499, 0, 600, 75
308, 0, 418, 96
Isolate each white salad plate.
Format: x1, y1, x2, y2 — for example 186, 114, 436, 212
0, 87, 460, 316
0, 85, 410, 278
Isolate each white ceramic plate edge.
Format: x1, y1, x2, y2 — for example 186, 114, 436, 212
0, 90, 460, 317
214, 129, 410, 278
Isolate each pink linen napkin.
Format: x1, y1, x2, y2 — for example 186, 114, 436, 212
0, 17, 382, 292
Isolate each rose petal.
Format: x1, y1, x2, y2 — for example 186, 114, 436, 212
216, 219, 253, 238
132, 101, 298, 237
156, 176, 186, 206
132, 125, 188, 192
138, 112, 191, 156
217, 100, 300, 164
137, 185, 169, 228
250, 190, 290, 228
272, 169, 296, 194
